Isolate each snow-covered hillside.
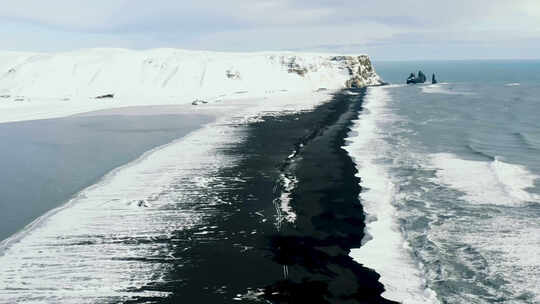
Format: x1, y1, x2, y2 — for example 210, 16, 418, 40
0, 48, 382, 122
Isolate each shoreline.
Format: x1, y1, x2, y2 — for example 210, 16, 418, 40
126, 88, 395, 303
0, 87, 395, 303
0, 89, 347, 303
0, 90, 340, 124
0, 112, 214, 244
344, 86, 441, 303
263, 88, 396, 303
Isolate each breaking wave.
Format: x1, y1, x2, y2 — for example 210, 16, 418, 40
431, 153, 539, 206
421, 83, 473, 95
0, 120, 242, 303
344, 86, 440, 304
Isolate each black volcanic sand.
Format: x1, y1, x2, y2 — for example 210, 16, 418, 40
131, 89, 396, 304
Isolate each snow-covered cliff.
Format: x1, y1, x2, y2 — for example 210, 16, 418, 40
0, 48, 382, 122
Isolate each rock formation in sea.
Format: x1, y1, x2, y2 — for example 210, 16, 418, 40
406, 70, 427, 84
419, 71, 427, 83
432, 73, 438, 84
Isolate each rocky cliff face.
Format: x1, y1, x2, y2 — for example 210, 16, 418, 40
275, 54, 382, 88
336, 55, 382, 88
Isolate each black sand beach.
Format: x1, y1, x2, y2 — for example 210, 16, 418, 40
131, 89, 395, 304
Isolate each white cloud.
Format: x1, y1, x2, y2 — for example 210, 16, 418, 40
0, 0, 538, 59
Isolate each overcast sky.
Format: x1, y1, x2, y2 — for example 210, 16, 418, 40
2, 0, 539, 60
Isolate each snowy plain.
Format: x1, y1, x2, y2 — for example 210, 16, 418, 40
0, 48, 381, 123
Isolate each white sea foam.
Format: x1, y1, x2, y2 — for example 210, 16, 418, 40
425, 194, 540, 302
421, 83, 472, 95
505, 83, 521, 86
0, 91, 333, 303
0, 118, 242, 303
458, 215, 540, 303
276, 173, 298, 224
345, 86, 440, 304
431, 153, 539, 206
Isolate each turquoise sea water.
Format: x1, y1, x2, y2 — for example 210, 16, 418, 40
353, 61, 540, 303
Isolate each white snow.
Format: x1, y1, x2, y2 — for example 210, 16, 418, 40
0, 48, 382, 123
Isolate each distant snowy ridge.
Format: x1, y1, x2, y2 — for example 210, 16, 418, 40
0, 48, 381, 103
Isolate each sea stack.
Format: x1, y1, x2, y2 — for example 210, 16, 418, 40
407, 72, 416, 84
417, 70, 426, 83
432, 73, 438, 84
406, 70, 427, 84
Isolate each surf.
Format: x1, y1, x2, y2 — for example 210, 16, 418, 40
0, 120, 242, 303
430, 153, 539, 206
344, 86, 440, 304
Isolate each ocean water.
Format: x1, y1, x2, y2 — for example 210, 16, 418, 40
0, 114, 212, 242
346, 61, 540, 303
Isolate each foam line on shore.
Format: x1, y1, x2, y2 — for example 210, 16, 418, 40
0, 90, 337, 303
0, 114, 244, 302
344, 86, 440, 304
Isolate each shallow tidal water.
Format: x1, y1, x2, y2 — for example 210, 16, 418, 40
0, 113, 212, 242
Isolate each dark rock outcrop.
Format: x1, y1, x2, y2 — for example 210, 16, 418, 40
406, 70, 427, 84
418, 71, 426, 83
432, 73, 438, 84
407, 73, 416, 84
95, 94, 114, 99
226, 70, 241, 80
278, 56, 310, 76
276, 55, 384, 87
338, 55, 384, 88
192, 99, 208, 105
